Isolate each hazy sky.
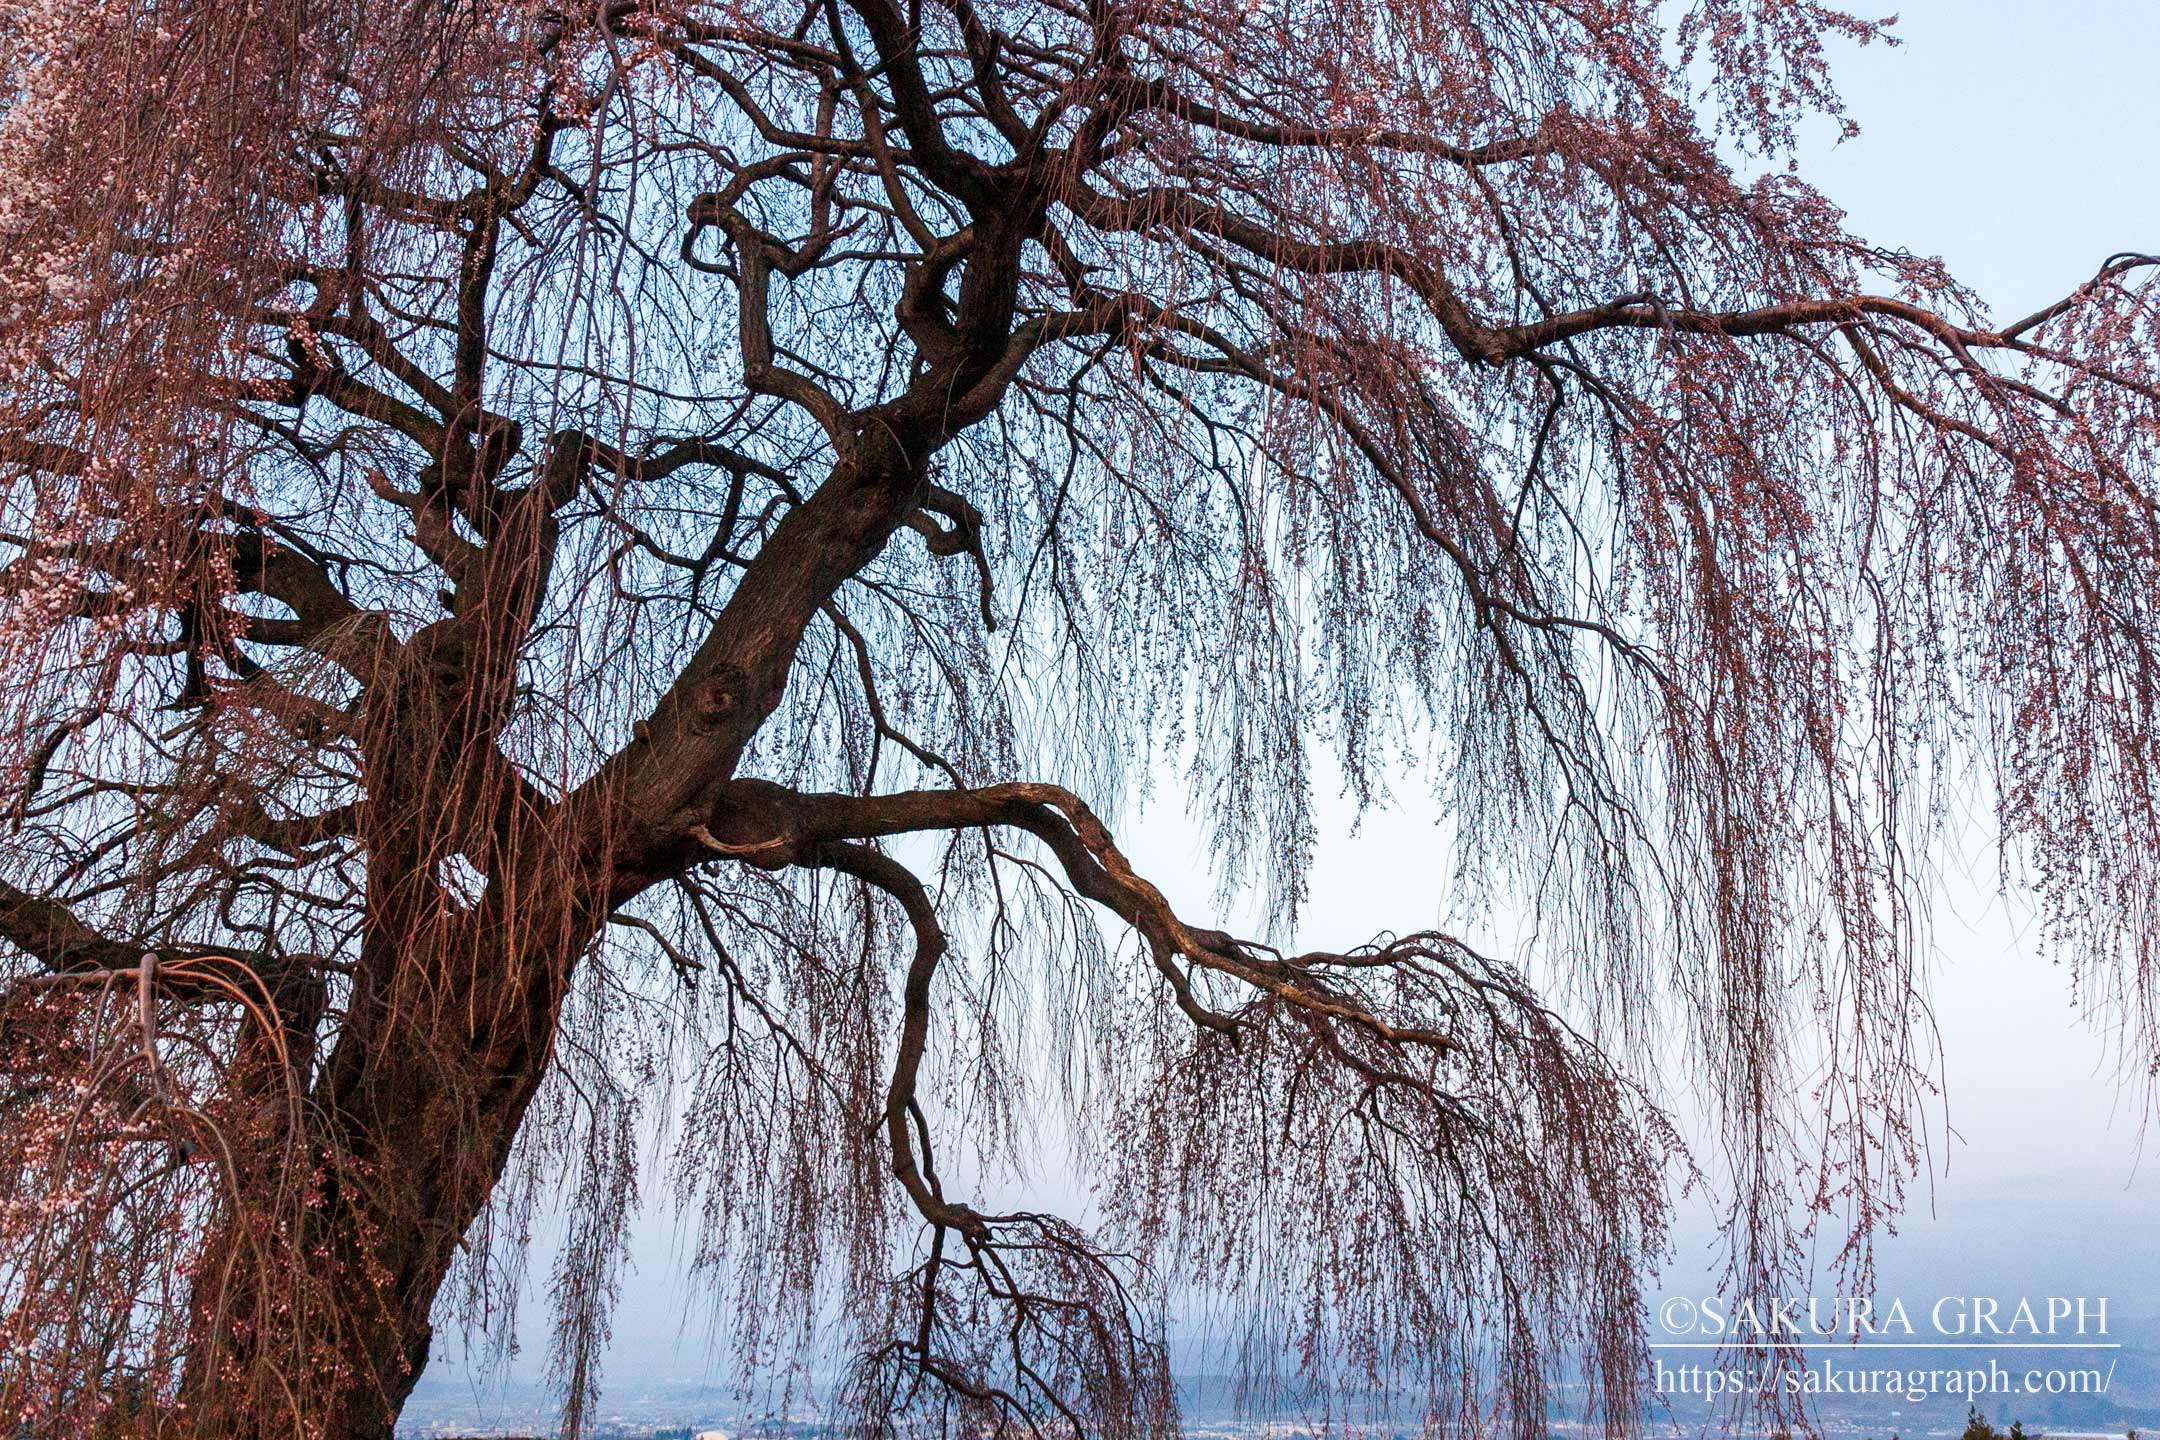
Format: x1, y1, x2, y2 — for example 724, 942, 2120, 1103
1728, 0, 2160, 1284
1149, 0, 2160, 1313
424, 1, 2160, 1406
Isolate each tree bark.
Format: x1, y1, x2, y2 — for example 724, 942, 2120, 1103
176, 918, 576, 1439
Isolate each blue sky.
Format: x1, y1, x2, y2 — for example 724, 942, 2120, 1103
1138, 0, 2160, 1316
1756, 0, 2160, 1272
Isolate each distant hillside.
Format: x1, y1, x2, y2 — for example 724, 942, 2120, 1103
399, 1315, 2160, 1438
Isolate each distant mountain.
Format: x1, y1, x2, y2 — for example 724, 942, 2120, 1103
400, 1316, 2160, 1438
1641, 1313, 2160, 1439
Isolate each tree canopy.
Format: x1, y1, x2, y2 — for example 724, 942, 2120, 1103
0, 0, 2155, 1436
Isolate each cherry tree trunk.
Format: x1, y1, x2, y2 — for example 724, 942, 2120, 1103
176, 936, 569, 1440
